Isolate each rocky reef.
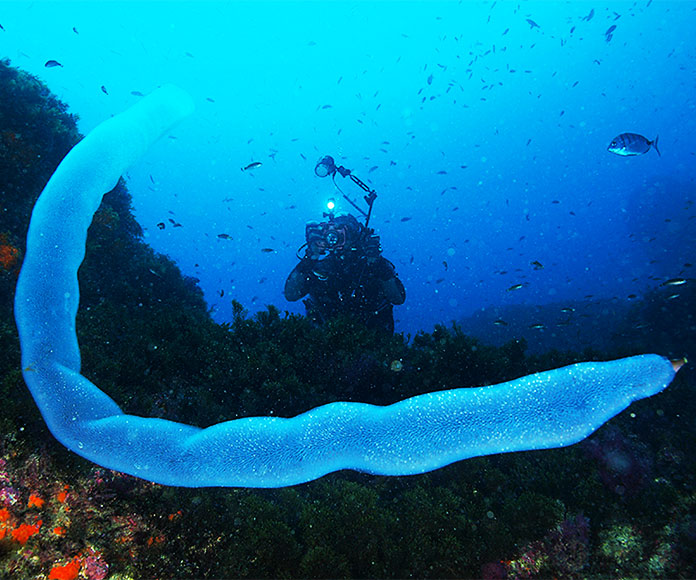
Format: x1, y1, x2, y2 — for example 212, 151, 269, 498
1, 58, 695, 578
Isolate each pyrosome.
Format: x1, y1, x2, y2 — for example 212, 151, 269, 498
14, 85, 678, 488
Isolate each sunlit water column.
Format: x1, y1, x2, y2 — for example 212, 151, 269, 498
14, 85, 679, 488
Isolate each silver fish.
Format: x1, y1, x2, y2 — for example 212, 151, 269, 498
608, 133, 660, 157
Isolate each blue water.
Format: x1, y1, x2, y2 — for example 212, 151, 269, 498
2, 0, 694, 336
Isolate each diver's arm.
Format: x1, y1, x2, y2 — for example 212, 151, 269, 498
375, 258, 406, 305
284, 259, 314, 302
383, 276, 406, 305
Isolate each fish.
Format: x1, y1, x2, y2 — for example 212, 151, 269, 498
101, 85, 108, 95
507, 283, 524, 291
493, 319, 508, 326
261, 248, 275, 253
241, 162, 262, 171
529, 323, 545, 330
607, 133, 660, 157
526, 18, 540, 29
400, 217, 412, 222
45, 60, 63, 68
217, 233, 232, 239
156, 222, 165, 230
661, 277, 686, 286
530, 260, 544, 270
131, 90, 144, 96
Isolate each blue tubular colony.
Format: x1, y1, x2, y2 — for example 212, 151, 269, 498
14, 86, 678, 488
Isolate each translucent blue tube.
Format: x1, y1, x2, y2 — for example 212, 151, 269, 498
14, 86, 678, 488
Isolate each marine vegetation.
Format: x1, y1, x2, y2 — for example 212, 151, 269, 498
1, 58, 695, 578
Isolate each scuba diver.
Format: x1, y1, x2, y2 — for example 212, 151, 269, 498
284, 156, 406, 333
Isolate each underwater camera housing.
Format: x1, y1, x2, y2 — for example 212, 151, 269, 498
303, 213, 376, 260
300, 156, 382, 260
305, 217, 352, 257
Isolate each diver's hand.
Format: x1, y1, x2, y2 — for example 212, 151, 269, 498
311, 259, 332, 281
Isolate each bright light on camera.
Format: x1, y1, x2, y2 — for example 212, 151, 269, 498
326, 198, 336, 211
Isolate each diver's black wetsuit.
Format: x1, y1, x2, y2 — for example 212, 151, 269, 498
284, 237, 405, 333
